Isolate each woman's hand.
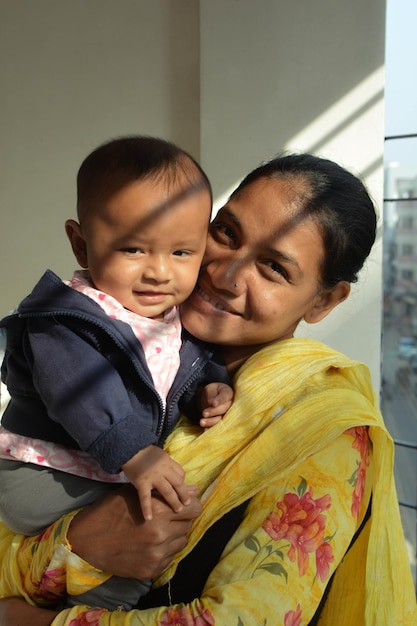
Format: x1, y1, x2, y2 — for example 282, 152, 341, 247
68, 483, 202, 579
0, 597, 58, 626
0, 486, 201, 626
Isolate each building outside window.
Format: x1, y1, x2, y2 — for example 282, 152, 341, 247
382, 155, 417, 589
382, 0, 417, 589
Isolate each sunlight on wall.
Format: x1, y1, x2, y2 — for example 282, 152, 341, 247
288, 67, 384, 172
289, 67, 384, 386
211, 67, 384, 387
213, 66, 384, 212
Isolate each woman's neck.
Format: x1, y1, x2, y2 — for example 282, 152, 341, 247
222, 336, 296, 377
221, 344, 266, 377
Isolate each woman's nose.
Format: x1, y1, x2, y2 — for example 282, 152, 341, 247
208, 256, 245, 294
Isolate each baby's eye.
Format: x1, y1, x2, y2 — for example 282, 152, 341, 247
122, 247, 142, 255
173, 250, 192, 257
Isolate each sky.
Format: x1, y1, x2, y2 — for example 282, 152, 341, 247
384, 0, 417, 165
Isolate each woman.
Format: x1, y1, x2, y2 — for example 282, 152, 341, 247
0, 153, 416, 625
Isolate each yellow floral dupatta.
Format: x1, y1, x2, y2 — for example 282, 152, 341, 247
160, 338, 417, 624
0, 338, 416, 625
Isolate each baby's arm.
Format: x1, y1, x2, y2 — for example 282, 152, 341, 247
199, 382, 234, 428
122, 446, 194, 521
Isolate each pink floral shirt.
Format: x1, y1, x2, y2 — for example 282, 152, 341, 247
66, 270, 182, 402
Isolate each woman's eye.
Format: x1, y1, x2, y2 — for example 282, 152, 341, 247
265, 260, 288, 280
210, 222, 235, 243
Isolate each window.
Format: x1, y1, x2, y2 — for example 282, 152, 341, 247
402, 216, 414, 229
383, 0, 417, 591
401, 268, 414, 281
402, 244, 413, 256
383, 151, 417, 591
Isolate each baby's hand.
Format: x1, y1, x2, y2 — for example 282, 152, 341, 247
199, 382, 234, 428
122, 446, 195, 521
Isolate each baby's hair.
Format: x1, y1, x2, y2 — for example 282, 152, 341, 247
76, 135, 212, 224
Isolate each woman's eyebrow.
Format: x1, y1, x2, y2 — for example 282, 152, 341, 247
267, 247, 302, 274
218, 207, 241, 226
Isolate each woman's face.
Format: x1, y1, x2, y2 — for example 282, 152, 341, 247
180, 176, 343, 367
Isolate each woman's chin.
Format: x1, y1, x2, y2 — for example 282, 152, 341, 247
182, 311, 217, 342
181, 296, 226, 342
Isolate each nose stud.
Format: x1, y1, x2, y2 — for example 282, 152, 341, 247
233, 282, 238, 288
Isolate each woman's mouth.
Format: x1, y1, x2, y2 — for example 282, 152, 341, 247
197, 285, 239, 315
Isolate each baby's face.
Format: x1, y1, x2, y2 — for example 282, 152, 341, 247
81, 177, 211, 319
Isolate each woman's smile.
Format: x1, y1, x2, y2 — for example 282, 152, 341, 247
196, 284, 241, 315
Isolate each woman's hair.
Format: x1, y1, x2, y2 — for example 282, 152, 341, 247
231, 153, 377, 286
76, 135, 212, 223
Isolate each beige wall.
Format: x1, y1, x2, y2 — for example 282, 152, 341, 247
200, 0, 386, 386
0, 0, 200, 313
0, 0, 385, 386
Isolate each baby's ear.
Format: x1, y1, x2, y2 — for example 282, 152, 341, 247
304, 281, 351, 324
65, 219, 88, 268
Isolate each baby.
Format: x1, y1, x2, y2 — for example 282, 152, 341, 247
0, 135, 233, 609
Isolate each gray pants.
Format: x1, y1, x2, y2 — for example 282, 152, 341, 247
0, 459, 151, 609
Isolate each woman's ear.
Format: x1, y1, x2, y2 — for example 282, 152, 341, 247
65, 219, 89, 268
304, 281, 351, 324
